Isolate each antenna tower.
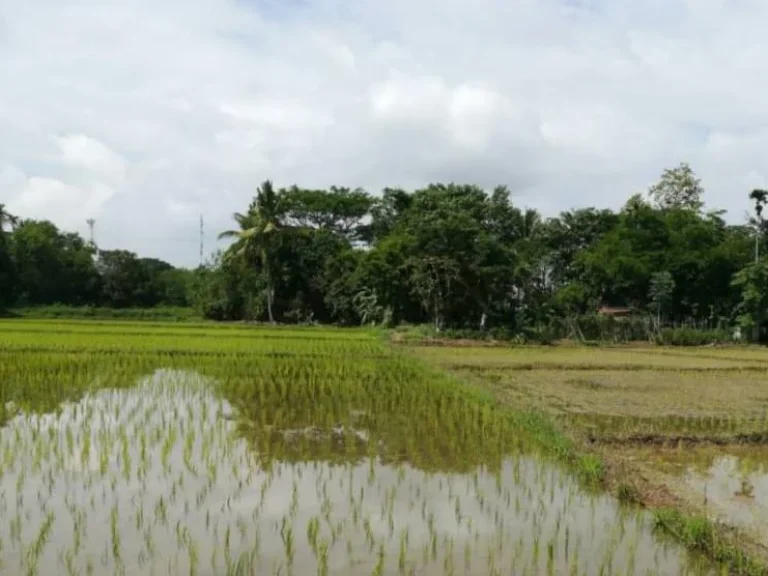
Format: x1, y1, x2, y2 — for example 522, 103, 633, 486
86, 218, 95, 246
199, 214, 204, 267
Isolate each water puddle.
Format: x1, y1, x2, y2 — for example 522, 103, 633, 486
641, 445, 768, 543
0, 370, 716, 575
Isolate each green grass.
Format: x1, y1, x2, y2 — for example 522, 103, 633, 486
652, 509, 765, 575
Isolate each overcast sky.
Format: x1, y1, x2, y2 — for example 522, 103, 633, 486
2, 0, 767, 266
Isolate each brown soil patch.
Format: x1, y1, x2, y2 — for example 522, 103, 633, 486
601, 450, 680, 509
588, 432, 768, 447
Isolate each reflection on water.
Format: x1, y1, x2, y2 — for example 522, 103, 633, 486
680, 451, 768, 542
0, 370, 714, 575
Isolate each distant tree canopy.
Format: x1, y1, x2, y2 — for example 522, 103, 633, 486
0, 165, 764, 337
0, 217, 194, 309
648, 162, 704, 211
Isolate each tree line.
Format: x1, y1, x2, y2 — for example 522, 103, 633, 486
2, 163, 768, 340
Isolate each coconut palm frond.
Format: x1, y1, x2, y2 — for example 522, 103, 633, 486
218, 229, 242, 240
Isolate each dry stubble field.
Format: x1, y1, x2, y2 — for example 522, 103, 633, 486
413, 342, 768, 565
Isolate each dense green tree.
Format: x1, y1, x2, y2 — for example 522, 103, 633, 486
355, 234, 422, 325
0, 205, 18, 308
396, 184, 514, 328
577, 195, 669, 309
280, 186, 374, 242
11, 220, 100, 305
4, 165, 768, 341
648, 271, 675, 324
98, 250, 148, 307
648, 162, 704, 211
190, 252, 261, 320
270, 227, 352, 323
732, 259, 768, 341
370, 188, 412, 242
545, 208, 619, 288
155, 268, 194, 307
323, 246, 367, 325
96, 251, 179, 307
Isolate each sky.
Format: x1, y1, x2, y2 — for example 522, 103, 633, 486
2, 0, 768, 267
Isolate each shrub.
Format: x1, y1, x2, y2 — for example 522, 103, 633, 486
616, 482, 641, 504
12, 305, 200, 322
656, 327, 731, 346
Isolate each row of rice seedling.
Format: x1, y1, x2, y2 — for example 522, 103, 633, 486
0, 318, 375, 335
0, 319, 377, 341
0, 320, 725, 574
0, 331, 386, 358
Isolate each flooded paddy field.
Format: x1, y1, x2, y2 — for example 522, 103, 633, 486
0, 320, 729, 574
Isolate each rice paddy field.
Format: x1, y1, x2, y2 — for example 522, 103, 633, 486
0, 319, 759, 575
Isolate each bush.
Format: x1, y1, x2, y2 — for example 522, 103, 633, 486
12, 305, 200, 322
616, 482, 641, 504
391, 318, 738, 347
656, 327, 731, 346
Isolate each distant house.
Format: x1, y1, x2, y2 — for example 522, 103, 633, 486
597, 306, 633, 317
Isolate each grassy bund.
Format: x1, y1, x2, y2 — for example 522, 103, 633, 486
0, 319, 765, 574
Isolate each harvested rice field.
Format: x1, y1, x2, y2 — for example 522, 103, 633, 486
416, 341, 768, 573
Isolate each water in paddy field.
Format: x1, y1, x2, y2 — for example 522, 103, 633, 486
647, 446, 768, 544
0, 370, 715, 575
685, 454, 768, 541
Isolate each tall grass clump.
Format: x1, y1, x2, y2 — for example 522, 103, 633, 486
652, 509, 766, 575
655, 327, 732, 346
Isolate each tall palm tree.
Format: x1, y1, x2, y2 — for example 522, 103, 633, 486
749, 189, 768, 262
219, 180, 282, 323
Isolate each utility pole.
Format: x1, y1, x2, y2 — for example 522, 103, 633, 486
199, 214, 204, 267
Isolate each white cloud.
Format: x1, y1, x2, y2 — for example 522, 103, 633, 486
0, 164, 27, 194
55, 134, 127, 184
7, 176, 114, 232
370, 73, 451, 123
219, 101, 333, 131
2, 0, 768, 265
448, 85, 509, 151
